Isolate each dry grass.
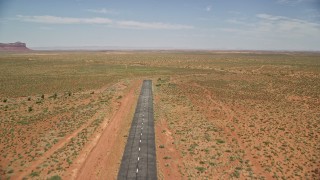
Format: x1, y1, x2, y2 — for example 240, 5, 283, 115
0, 51, 319, 179
152, 52, 319, 179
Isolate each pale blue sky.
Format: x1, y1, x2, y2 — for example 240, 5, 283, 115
0, 0, 319, 50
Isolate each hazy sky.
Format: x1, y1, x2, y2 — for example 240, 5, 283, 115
0, 0, 319, 50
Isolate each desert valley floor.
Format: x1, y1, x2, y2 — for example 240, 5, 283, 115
0, 51, 319, 179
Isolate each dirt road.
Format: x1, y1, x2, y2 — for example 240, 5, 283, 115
71, 80, 140, 180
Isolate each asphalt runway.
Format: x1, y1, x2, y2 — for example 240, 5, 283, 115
118, 80, 157, 180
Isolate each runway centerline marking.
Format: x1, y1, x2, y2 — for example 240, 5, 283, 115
118, 80, 157, 179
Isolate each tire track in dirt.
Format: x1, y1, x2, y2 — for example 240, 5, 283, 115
171, 75, 272, 178
12, 81, 135, 179
155, 118, 183, 180
72, 80, 140, 180
252, 65, 265, 73
152, 90, 183, 180
186, 82, 273, 179
12, 110, 102, 179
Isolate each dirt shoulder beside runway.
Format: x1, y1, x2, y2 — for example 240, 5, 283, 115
68, 80, 141, 180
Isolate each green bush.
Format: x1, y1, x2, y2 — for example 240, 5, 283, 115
7, 169, 14, 174
28, 106, 33, 112
216, 139, 225, 144
49, 175, 62, 180
195, 166, 206, 173
232, 170, 240, 178
30, 171, 40, 177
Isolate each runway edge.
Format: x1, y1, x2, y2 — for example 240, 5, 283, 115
117, 80, 157, 180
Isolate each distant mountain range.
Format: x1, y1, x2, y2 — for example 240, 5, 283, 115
0, 42, 31, 51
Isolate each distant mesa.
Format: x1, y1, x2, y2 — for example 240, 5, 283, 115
0, 42, 31, 51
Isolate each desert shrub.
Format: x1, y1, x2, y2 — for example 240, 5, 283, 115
49, 175, 62, 180
3, 98, 7, 102
67, 158, 72, 165
230, 156, 236, 161
30, 171, 39, 177
216, 139, 225, 144
159, 145, 165, 148
195, 166, 206, 173
7, 169, 14, 174
28, 106, 33, 112
204, 133, 211, 141
263, 141, 271, 146
36, 99, 42, 104
49, 93, 58, 99
18, 120, 29, 125
232, 170, 240, 178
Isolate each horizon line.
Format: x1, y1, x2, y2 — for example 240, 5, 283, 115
28, 46, 320, 52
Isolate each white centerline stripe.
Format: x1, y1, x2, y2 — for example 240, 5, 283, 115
136, 168, 139, 173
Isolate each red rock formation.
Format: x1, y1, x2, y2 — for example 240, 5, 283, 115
0, 42, 31, 51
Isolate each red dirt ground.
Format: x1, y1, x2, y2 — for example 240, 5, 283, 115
69, 80, 140, 180
155, 118, 183, 180
1, 79, 140, 179
12, 114, 99, 179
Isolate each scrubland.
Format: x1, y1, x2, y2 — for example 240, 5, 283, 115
0, 51, 319, 179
